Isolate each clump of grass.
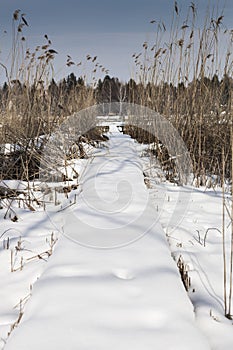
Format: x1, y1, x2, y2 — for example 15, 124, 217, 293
0, 10, 104, 181
129, 2, 232, 185
177, 255, 191, 292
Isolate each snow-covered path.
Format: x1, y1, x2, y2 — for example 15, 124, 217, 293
5, 126, 210, 349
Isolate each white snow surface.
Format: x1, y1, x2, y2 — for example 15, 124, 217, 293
3, 125, 210, 349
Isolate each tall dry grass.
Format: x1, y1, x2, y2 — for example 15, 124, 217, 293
128, 2, 232, 185
125, 2, 233, 319
0, 10, 97, 180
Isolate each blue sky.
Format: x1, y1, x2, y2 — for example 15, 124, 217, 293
0, 0, 232, 82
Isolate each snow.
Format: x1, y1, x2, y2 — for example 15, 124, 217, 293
0, 210, 62, 348
167, 187, 233, 349
0, 123, 232, 349
140, 153, 233, 349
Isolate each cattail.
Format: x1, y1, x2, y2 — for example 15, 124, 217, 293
46, 49, 58, 54
216, 15, 224, 26
13, 9, 20, 21
17, 24, 24, 32
174, 1, 178, 15
42, 45, 49, 50
21, 16, 29, 26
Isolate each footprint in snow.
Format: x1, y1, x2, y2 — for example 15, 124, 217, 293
113, 269, 134, 280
